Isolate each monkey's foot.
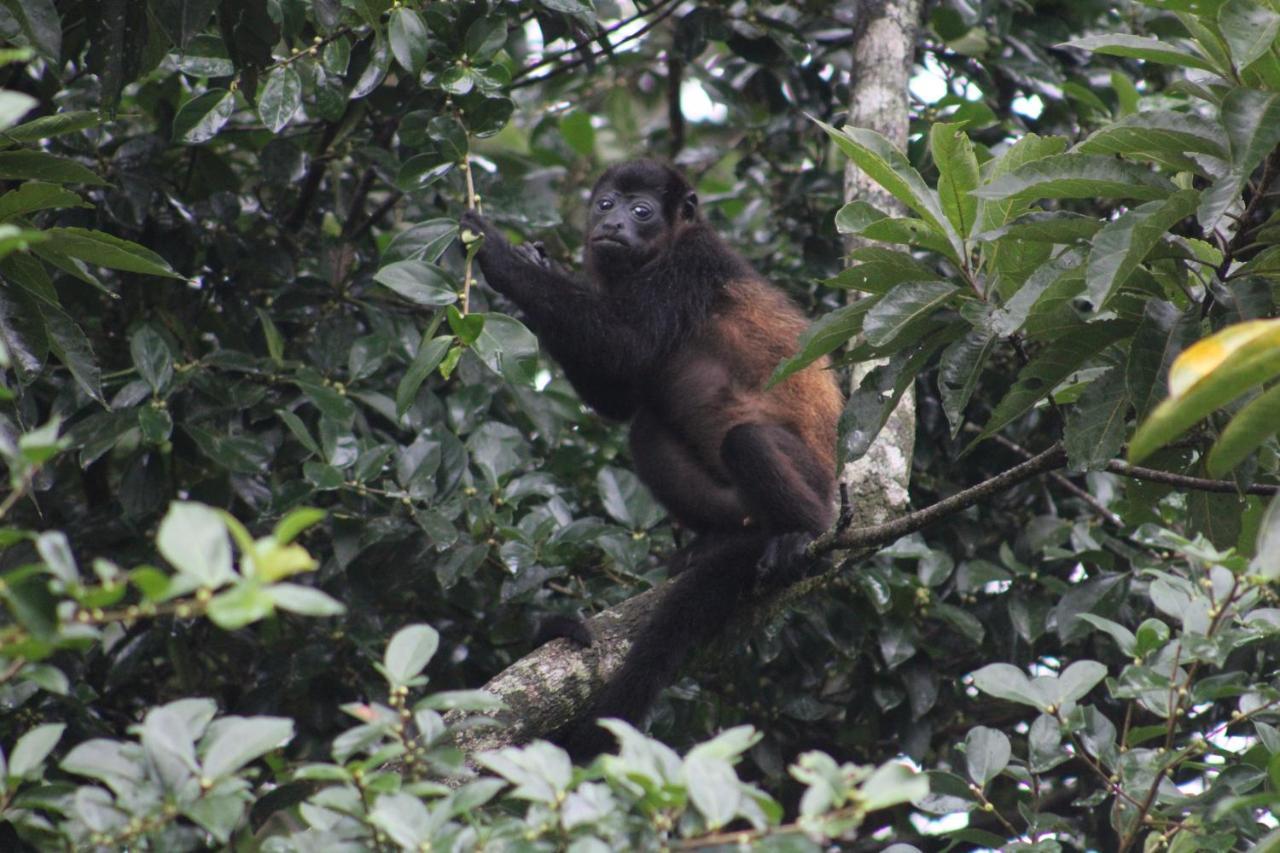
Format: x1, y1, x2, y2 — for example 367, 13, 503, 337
757, 532, 815, 586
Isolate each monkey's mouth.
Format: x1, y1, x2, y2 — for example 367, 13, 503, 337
592, 236, 631, 249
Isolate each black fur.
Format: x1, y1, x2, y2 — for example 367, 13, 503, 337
463, 160, 836, 759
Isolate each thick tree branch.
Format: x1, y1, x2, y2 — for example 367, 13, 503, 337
1105, 460, 1279, 496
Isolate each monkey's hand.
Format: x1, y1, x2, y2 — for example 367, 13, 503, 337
757, 532, 817, 587
513, 241, 553, 270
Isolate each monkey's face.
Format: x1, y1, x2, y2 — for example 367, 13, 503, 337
585, 184, 669, 274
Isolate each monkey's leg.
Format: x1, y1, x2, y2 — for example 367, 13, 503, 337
630, 409, 750, 533
720, 422, 835, 584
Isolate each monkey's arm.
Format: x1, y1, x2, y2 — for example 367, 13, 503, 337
461, 213, 658, 415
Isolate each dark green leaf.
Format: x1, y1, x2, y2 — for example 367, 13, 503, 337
862, 281, 959, 348
1084, 190, 1199, 310
172, 89, 235, 145
767, 299, 877, 386
388, 7, 429, 74
973, 155, 1176, 204
1064, 366, 1130, 471
0, 182, 89, 220
258, 67, 302, 133
0, 151, 108, 185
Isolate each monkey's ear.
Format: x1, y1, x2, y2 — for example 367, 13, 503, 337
681, 191, 698, 221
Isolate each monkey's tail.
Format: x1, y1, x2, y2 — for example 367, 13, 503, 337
555, 532, 768, 760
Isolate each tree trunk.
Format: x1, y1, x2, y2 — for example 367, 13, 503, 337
840, 0, 924, 525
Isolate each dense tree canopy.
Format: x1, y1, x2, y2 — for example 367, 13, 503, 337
1, 0, 1280, 850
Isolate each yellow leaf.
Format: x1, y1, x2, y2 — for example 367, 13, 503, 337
252, 539, 318, 582
1168, 318, 1280, 399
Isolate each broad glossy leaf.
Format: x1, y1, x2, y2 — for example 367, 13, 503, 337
173, 89, 234, 145
975, 211, 1101, 245
1084, 190, 1198, 310
374, 259, 458, 307
1064, 366, 1129, 471
862, 281, 959, 348
383, 623, 439, 685
767, 299, 877, 387
1199, 88, 1280, 229
1, 109, 98, 143
258, 67, 302, 133
1074, 110, 1227, 168
10, 722, 64, 777
939, 328, 997, 438
985, 248, 1085, 337
0, 182, 89, 220
969, 321, 1130, 448
1206, 382, 1280, 475
931, 122, 980, 238
471, 313, 538, 385
397, 335, 451, 416
970, 663, 1047, 709
1126, 300, 1200, 420
1129, 319, 1280, 461
200, 716, 293, 779
976, 133, 1068, 232
973, 154, 1175, 204
0, 150, 107, 185
44, 227, 182, 278
964, 726, 1010, 787
38, 301, 103, 402
823, 247, 941, 294
1252, 495, 1280, 579
130, 325, 174, 393
1061, 34, 1219, 72
388, 7, 428, 74
1219, 0, 1280, 70
816, 119, 958, 252
157, 501, 236, 588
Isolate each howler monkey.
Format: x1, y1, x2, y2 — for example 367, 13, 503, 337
460, 160, 843, 757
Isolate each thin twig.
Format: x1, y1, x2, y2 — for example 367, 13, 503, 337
1106, 460, 1279, 496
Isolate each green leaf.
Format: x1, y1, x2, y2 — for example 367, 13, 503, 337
986, 248, 1085, 337
862, 281, 958, 348
1207, 382, 1280, 475
207, 582, 275, 629
200, 716, 293, 779
969, 321, 1130, 448
446, 306, 484, 345
157, 501, 236, 588
1064, 366, 1130, 471
383, 624, 439, 686
9, 722, 64, 777
274, 507, 326, 545
383, 219, 458, 263
842, 330, 956, 462
173, 89, 235, 145
1074, 111, 1227, 170
816, 119, 959, 254
931, 122, 981, 239
1052, 660, 1108, 707
1084, 190, 1199, 310
0, 182, 89, 220
858, 761, 930, 812
1, 110, 98, 144
258, 67, 302, 134
373, 259, 458, 307
975, 211, 1102, 245
836, 203, 958, 259
0, 0, 60, 61
1061, 34, 1219, 72
1077, 614, 1137, 656
1129, 320, 1280, 462
973, 154, 1176, 204
0, 150, 107, 185
683, 753, 741, 830
1127, 301, 1200, 422
560, 110, 595, 158
964, 726, 1010, 787
266, 583, 345, 617
471, 313, 539, 385
45, 227, 184, 278
824, 247, 942, 294
939, 328, 997, 438
464, 16, 508, 62
370, 792, 431, 849
970, 663, 1047, 709
597, 466, 665, 530
38, 301, 103, 403
767, 299, 877, 386
1199, 88, 1280, 229
388, 7, 429, 75
976, 133, 1069, 232
1219, 0, 1280, 70
397, 335, 451, 416
476, 741, 572, 804
130, 325, 174, 393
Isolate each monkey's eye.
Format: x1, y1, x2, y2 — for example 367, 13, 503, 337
631, 203, 653, 220
596, 198, 614, 211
